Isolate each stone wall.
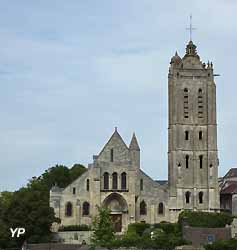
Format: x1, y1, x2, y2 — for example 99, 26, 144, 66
183, 225, 231, 246
56, 231, 92, 244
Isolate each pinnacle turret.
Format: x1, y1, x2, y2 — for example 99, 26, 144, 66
129, 132, 140, 151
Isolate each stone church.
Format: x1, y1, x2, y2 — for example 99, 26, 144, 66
50, 40, 220, 232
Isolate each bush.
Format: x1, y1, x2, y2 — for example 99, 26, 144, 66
204, 239, 237, 250
178, 211, 234, 228
153, 222, 180, 235
58, 224, 91, 231
127, 222, 150, 236
108, 222, 188, 250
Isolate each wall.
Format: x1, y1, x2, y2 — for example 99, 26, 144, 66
183, 225, 231, 246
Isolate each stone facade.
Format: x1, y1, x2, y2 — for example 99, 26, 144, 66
168, 41, 220, 221
50, 40, 220, 232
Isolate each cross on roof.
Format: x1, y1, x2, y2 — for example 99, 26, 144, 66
186, 14, 196, 41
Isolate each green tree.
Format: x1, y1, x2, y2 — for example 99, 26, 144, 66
91, 206, 115, 247
0, 163, 86, 248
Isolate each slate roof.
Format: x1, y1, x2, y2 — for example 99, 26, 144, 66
221, 182, 237, 194
224, 168, 237, 178
155, 180, 168, 185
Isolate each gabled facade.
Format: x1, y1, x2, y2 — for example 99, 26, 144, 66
50, 128, 168, 233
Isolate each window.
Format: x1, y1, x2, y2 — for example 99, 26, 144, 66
103, 172, 109, 190
199, 155, 203, 169
121, 172, 127, 190
199, 131, 203, 140
184, 88, 189, 118
140, 200, 147, 215
110, 148, 114, 162
199, 192, 204, 204
65, 202, 73, 217
86, 179, 90, 191
112, 172, 118, 190
185, 191, 191, 204
73, 187, 76, 194
140, 179, 143, 191
185, 131, 189, 140
158, 202, 164, 215
82, 202, 90, 216
185, 155, 189, 169
198, 89, 203, 118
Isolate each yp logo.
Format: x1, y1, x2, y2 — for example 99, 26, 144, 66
10, 228, 26, 238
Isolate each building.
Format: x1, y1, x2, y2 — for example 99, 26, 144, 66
219, 168, 237, 215
50, 39, 220, 232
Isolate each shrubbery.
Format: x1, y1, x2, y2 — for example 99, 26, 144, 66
204, 239, 237, 250
178, 210, 234, 228
127, 222, 150, 236
109, 222, 188, 250
58, 224, 91, 231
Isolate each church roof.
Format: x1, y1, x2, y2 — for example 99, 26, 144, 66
129, 132, 140, 151
155, 180, 168, 185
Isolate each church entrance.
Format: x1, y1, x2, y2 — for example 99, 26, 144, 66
103, 193, 128, 233
110, 214, 122, 232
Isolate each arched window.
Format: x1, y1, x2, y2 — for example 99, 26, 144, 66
103, 172, 109, 190
185, 131, 189, 140
199, 192, 203, 204
158, 202, 164, 215
112, 172, 118, 190
140, 179, 143, 191
198, 88, 202, 94
82, 202, 90, 216
140, 200, 147, 215
185, 191, 191, 204
73, 187, 76, 194
86, 179, 90, 191
185, 155, 189, 169
121, 172, 127, 190
110, 148, 114, 162
199, 131, 203, 140
65, 202, 73, 217
199, 155, 203, 169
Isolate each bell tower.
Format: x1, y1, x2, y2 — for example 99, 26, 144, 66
168, 40, 220, 221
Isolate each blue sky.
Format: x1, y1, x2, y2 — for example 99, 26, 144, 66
1, 0, 237, 190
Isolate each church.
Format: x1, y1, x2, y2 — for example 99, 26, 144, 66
50, 39, 220, 233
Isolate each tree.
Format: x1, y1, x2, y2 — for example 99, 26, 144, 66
0, 163, 86, 248
91, 206, 115, 247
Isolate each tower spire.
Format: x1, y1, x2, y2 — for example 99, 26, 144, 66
129, 132, 140, 151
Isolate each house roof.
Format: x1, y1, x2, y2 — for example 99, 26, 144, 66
224, 168, 237, 179
221, 182, 237, 194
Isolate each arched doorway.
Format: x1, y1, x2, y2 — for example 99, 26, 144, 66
103, 193, 128, 232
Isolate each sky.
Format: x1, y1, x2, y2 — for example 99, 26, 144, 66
0, 0, 237, 191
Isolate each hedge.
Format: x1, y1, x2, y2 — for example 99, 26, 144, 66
58, 224, 91, 231
178, 210, 234, 228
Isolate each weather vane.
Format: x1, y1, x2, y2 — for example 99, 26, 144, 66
186, 14, 196, 41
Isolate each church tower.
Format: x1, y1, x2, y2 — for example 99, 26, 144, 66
168, 40, 220, 221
